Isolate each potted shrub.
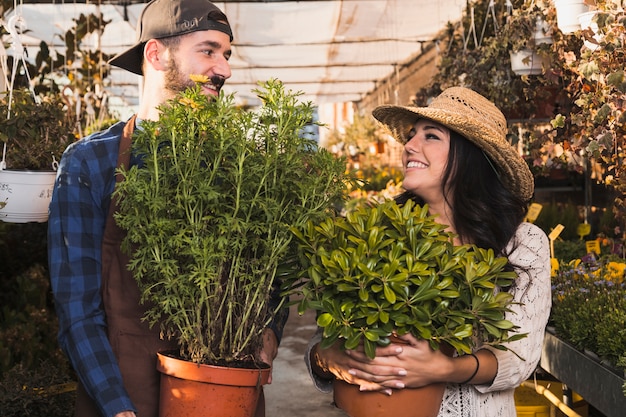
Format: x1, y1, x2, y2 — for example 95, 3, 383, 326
282, 198, 526, 417
113, 78, 350, 416
0, 89, 75, 223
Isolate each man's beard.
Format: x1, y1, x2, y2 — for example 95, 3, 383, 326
164, 57, 195, 94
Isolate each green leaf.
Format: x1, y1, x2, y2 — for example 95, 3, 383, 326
317, 313, 334, 327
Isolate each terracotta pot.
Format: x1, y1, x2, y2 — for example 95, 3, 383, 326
333, 340, 453, 417
156, 352, 270, 417
333, 379, 446, 417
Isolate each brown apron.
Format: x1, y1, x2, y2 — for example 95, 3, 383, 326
74, 116, 176, 417
73, 116, 266, 417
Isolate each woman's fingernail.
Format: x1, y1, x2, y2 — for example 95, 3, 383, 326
395, 347, 403, 353
383, 389, 392, 396
395, 382, 405, 389
348, 369, 356, 376
398, 369, 407, 376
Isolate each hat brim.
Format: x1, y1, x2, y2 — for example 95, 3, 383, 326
108, 42, 145, 76
372, 105, 534, 201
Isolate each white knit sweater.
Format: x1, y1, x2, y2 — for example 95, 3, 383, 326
305, 222, 552, 417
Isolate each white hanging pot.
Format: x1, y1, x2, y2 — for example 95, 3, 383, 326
510, 49, 547, 75
0, 169, 56, 223
554, 0, 589, 34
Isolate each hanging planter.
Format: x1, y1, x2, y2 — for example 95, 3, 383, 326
0, 169, 56, 223
554, 0, 589, 34
0, 15, 74, 224
510, 49, 547, 75
157, 352, 269, 417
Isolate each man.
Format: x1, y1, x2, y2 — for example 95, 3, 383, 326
48, 1, 283, 416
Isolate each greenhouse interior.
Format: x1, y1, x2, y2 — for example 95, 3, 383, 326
1, 0, 625, 416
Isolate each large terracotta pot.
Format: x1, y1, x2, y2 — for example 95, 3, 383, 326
156, 352, 270, 417
333, 379, 446, 417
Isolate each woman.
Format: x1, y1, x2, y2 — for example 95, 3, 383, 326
306, 87, 551, 416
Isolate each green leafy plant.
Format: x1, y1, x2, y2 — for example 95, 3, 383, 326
114, 79, 349, 366
0, 89, 75, 170
282, 199, 526, 359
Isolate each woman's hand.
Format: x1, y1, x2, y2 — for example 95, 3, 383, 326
312, 334, 451, 394
343, 333, 453, 391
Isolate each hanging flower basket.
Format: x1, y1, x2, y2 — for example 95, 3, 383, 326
0, 169, 56, 223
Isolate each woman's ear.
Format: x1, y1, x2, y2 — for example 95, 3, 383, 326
143, 39, 168, 72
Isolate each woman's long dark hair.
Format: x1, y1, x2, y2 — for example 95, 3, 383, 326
395, 130, 529, 256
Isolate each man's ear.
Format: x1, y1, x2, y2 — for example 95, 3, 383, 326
143, 39, 168, 72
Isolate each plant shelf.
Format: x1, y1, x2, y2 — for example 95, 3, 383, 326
540, 330, 626, 417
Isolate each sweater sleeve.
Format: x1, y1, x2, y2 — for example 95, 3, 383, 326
304, 327, 334, 393
474, 222, 552, 393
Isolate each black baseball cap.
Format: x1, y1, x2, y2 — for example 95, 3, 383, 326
108, 0, 233, 75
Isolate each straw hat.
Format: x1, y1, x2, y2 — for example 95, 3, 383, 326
372, 86, 534, 201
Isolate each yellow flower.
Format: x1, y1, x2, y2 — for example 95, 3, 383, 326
605, 261, 626, 284
190, 74, 209, 84
178, 97, 199, 109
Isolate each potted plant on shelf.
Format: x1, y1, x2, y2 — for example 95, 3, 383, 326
0, 88, 76, 223
113, 78, 350, 416
282, 198, 526, 417
547, 253, 626, 412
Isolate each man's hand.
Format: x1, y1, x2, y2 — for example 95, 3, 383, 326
258, 328, 278, 384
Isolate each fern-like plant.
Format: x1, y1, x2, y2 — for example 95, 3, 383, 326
113, 79, 349, 366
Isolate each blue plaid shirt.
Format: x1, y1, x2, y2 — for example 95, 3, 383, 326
48, 119, 287, 417
48, 120, 137, 417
